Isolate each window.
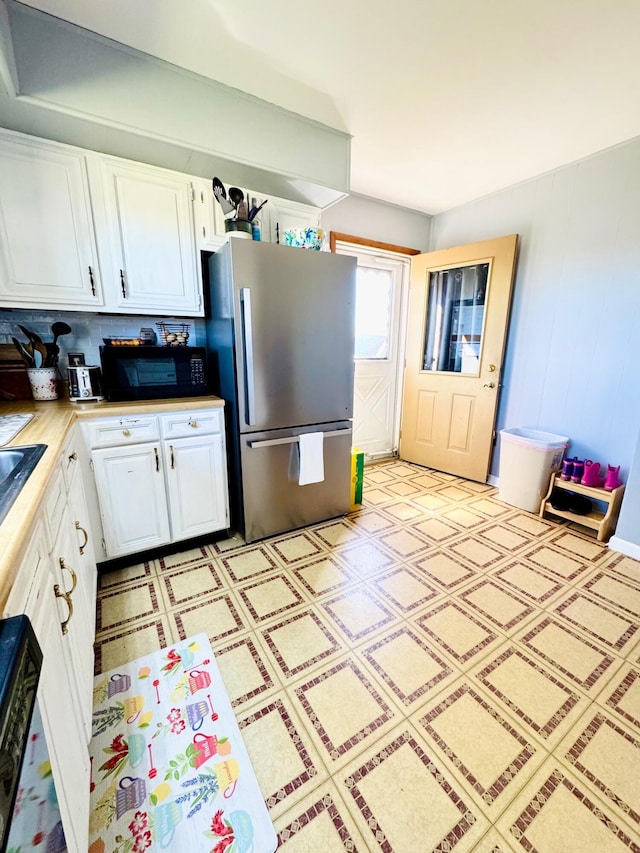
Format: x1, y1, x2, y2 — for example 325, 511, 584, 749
354, 266, 394, 359
422, 262, 489, 374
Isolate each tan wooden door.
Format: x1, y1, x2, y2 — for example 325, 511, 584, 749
399, 234, 518, 482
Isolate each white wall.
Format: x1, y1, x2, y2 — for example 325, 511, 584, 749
322, 194, 431, 252
610, 428, 640, 561
432, 138, 640, 494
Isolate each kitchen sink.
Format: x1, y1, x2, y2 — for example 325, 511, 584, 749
0, 444, 47, 526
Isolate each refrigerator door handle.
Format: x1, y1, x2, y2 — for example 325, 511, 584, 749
240, 287, 257, 425
248, 428, 352, 449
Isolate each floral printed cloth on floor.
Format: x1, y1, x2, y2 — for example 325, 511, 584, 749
89, 634, 277, 853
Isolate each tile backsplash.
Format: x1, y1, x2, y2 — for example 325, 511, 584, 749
0, 309, 206, 369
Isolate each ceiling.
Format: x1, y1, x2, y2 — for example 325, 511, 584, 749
15, 0, 640, 215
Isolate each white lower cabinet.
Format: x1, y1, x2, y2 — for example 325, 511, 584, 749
88, 407, 229, 559
49, 499, 95, 741
4, 511, 92, 853
36, 519, 92, 853
92, 441, 172, 558
65, 440, 100, 629
3, 433, 99, 853
164, 432, 228, 540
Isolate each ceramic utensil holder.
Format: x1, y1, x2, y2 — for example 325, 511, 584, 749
224, 218, 252, 239
27, 367, 58, 401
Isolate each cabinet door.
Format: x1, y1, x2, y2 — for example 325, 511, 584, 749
10, 519, 91, 853
163, 433, 229, 541
50, 503, 95, 743
269, 198, 320, 244
90, 157, 202, 315
92, 442, 171, 557
66, 456, 98, 636
193, 177, 227, 250
0, 131, 103, 308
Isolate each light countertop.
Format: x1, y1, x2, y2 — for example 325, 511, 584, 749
0, 396, 224, 608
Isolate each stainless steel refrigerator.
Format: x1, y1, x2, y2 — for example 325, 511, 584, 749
205, 239, 357, 543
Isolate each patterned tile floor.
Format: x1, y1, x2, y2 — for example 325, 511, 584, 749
94, 460, 640, 852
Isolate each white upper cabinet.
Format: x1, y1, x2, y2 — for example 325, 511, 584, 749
192, 177, 226, 250
88, 156, 203, 315
193, 177, 320, 248
0, 127, 323, 313
0, 131, 103, 309
268, 197, 321, 244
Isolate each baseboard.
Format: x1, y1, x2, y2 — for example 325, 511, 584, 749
608, 536, 640, 561
487, 474, 499, 487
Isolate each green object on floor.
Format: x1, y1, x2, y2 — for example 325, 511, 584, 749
351, 447, 364, 507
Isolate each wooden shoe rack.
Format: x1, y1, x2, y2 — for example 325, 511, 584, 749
539, 473, 625, 542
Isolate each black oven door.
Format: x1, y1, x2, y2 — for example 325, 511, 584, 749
0, 615, 66, 853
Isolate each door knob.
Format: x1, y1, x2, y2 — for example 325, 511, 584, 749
483, 382, 496, 389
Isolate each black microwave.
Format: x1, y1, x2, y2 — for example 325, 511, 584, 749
99, 345, 208, 401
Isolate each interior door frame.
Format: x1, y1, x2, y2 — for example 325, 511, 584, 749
330, 231, 420, 461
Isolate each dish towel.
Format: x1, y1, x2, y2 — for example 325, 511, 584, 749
298, 431, 325, 485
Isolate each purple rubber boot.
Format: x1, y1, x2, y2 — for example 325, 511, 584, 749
560, 458, 574, 481
604, 465, 622, 491
581, 460, 605, 488
570, 459, 584, 483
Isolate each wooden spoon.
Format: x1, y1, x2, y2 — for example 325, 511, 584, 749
33, 342, 48, 368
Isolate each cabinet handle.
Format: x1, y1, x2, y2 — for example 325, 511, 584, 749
155, 447, 160, 472
190, 420, 199, 428
88, 266, 96, 296
202, 226, 206, 238
120, 269, 127, 298
170, 445, 175, 469
483, 382, 496, 389
59, 557, 78, 594
68, 451, 77, 463
123, 429, 131, 437
53, 584, 73, 635
75, 520, 89, 555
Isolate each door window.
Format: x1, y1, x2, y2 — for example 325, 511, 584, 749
354, 266, 394, 359
423, 262, 489, 374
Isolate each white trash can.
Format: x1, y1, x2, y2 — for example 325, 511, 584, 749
498, 428, 569, 512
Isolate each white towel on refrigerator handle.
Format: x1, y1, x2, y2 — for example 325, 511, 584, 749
298, 432, 325, 485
